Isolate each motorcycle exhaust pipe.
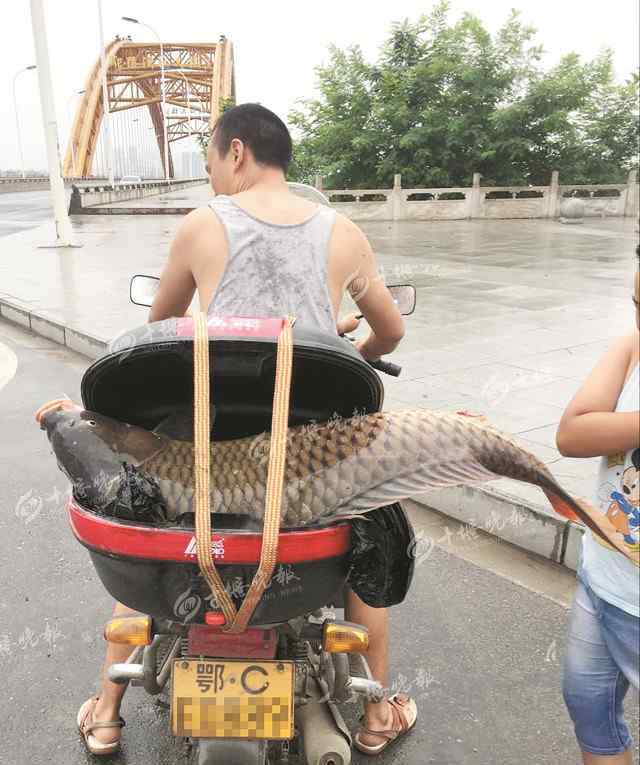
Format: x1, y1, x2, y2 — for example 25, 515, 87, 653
297, 681, 351, 765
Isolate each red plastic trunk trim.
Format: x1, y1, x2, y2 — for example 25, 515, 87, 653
67, 499, 350, 564
187, 625, 278, 658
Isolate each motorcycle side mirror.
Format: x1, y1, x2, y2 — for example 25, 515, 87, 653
130, 274, 160, 307
387, 284, 416, 316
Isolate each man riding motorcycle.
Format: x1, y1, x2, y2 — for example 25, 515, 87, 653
76, 102, 418, 757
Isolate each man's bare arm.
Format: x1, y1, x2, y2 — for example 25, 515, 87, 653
148, 210, 204, 323
556, 332, 640, 457
342, 220, 404, 360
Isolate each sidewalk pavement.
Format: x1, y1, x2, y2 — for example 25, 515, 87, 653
1, 206, 637, 570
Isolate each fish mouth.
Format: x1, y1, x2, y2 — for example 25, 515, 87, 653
40, 407, 72, 435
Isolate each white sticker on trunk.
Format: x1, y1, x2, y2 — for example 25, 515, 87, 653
184, 536, 225, 558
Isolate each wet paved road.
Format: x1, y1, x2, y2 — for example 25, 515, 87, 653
1, 319, 637, 765
0, 189, 55, 237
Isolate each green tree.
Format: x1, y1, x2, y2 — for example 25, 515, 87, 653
576, 69, 639, 183
371, 8, 542, 187
289, 2, 638, 188
289, 45, 379, 187
491, 50, 638, 184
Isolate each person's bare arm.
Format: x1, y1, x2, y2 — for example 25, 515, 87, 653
148, 210, 205, 323
340, 220, 404, 360
556, 332, 640, 458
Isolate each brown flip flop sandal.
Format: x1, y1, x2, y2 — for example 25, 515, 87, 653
354, 692, 418, 756
77, 696, 126, 756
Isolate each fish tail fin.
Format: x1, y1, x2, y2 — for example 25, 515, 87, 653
543, 486, 638, 566
542, 488, 583, 524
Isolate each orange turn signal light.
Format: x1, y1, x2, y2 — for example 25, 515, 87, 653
104, 614, 153, 646
322, 620, 369, 653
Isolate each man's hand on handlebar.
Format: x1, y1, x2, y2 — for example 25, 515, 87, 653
338, 312, 404, 376
354, 338, 380, 362
355, 338, 402, 376
336, 312, 361, 335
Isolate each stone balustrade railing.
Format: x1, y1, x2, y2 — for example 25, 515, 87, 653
319, 170, 638, 222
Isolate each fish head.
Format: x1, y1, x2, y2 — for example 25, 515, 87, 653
40, 408, 166, 509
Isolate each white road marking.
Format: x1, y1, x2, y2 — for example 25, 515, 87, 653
0, 341, 18, 392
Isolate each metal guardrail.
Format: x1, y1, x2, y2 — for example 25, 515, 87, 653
0, 177, 207, 187
72, 178, 207, 194
1, 176, 208, 200
68, 178, 208, 214
0, 176, 101, 185
0, 176, 49, 185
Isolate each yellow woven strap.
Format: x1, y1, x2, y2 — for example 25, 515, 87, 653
193, 312, 237, 625
225, 316, 294, 634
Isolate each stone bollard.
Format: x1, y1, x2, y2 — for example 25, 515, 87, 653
559, 195, 585, 224
469, 172, 482, 219
68, 184, 82, 214
547, 170, 560, 218
625, 169, 638, 221
392, 173, 403, 220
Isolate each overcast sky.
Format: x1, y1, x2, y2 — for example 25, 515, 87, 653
1, 0, 638, 170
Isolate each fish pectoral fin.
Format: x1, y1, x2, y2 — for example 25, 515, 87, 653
122, 432, 169, 466
337, 459, 499, 514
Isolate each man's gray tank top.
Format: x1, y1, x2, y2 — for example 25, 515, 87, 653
207, 195, 338, 334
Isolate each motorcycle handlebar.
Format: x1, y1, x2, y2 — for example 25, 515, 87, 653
368, 358, 402, 377
341, 334, 402, 377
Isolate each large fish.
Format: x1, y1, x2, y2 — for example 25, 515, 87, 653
36, 400, 637, 565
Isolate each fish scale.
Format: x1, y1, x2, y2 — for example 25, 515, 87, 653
139, 410, 538, 525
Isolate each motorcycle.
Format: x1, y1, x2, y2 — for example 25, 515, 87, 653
67, 186, 417, 764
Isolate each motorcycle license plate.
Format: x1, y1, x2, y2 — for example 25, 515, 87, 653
171, 659, 294, 739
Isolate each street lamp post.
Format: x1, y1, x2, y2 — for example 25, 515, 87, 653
181, 73, 195, 179
67, 89, 85, 179
94, 0, 116, 185
97, 0, 115, 186
12, 65, 37, 179
132, 117, 142, 178
149, 127, 163, 178
29, 0, 76, 247
123, 16, 170, 181
167, 67, 193, 178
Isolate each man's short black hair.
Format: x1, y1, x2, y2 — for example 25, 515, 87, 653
212, 103, 292, 173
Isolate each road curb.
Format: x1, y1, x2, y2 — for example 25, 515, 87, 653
0, 296, 583, 572
0, 297, 107, 359
411, 487, 583, 572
